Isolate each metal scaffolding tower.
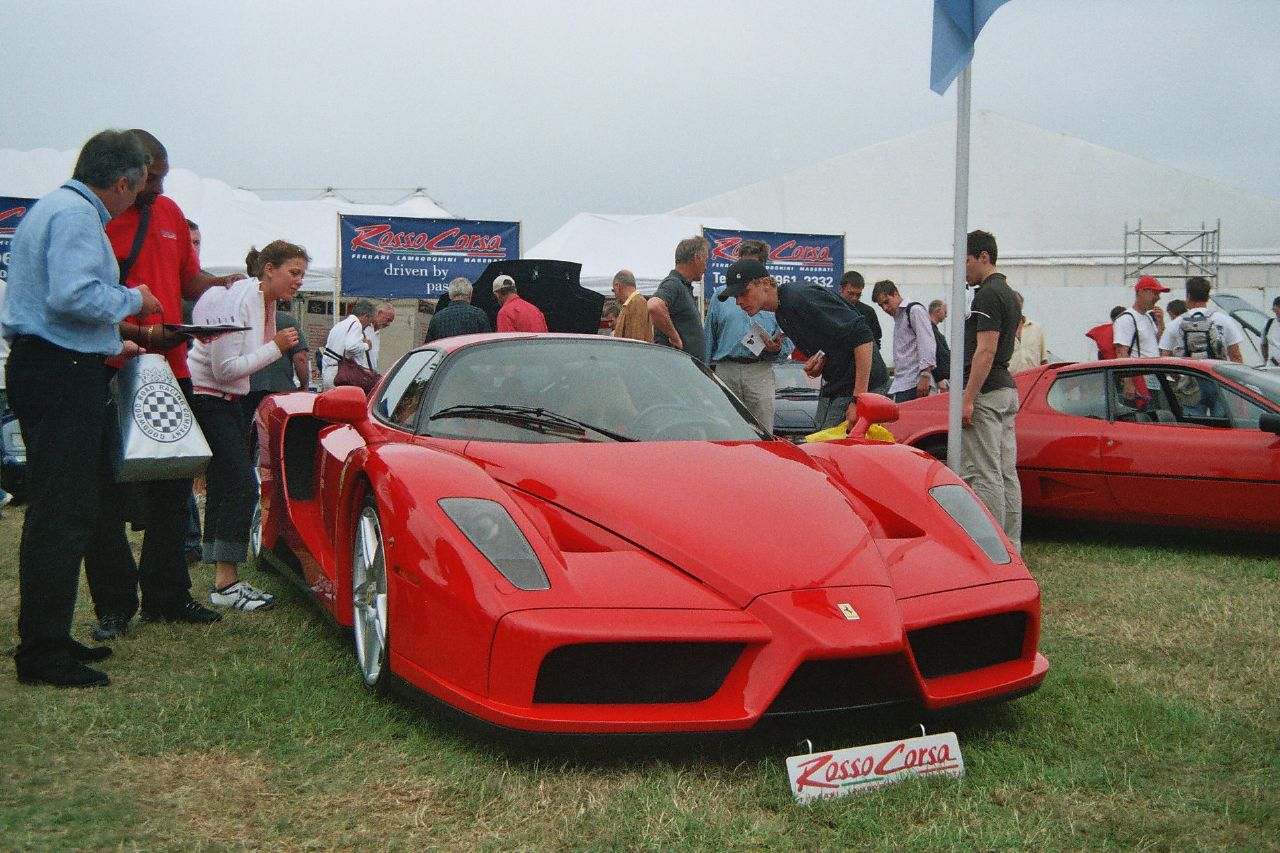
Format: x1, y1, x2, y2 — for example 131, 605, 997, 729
1123, 220, 1220, 284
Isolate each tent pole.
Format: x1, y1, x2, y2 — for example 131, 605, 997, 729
946, 65, 971, 471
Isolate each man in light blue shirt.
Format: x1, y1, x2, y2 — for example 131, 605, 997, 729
704, 240, 791, 431
4, 129, 161, 688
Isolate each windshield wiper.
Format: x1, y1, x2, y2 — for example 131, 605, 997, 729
428, 404, 637, 442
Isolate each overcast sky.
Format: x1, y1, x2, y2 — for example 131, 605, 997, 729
3, 0, 1277, 244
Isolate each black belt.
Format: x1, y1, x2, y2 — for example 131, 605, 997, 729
718, 356, 764, 364
12, 334, 107, 363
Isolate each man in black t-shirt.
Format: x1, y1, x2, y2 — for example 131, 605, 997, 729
719, 260, 884, 430
961, 230, 1022, 552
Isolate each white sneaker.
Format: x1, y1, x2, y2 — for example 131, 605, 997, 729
210, 580, 275, 611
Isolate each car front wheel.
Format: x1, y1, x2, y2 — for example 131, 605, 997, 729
352, 496, 390, 693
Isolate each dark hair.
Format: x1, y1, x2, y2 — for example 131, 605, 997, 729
71, 130, 151, 190
1166, 299, 1187, 318
839, 270, 865, 289
871, 279, 898, 301
1109, 305, 1126, 321
126, 129, 168, 163
245, 240, 309, 277
1185, 276, 1212, 302
186, 219, 199, 230
967, 229, 998, 265
738, 239, 770, 262
352, 299, 376, 318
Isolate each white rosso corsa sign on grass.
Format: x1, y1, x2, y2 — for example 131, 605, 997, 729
786, 732, 964, 803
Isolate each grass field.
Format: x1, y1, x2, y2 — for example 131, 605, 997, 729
1, 510, 1276, 852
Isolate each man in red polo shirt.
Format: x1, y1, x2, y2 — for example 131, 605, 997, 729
494, 275, 548, 333
86, 129, 244, 638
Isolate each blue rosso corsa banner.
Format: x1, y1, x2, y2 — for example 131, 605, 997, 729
702, 227, 845, 299
339, 215, 521, 298
0, 196, 37, 283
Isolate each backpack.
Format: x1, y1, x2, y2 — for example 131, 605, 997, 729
905, 302, 950, 383
1180, 310, 1226, 360
1085, 322, 1116, 359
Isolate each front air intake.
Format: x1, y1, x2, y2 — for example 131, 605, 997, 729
908, 612, 1028, 678
533, 642, 744, 704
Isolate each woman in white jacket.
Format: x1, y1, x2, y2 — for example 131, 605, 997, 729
188, 240, 306, 611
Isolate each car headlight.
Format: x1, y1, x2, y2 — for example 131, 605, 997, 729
928, 485, 1011, 565
438, 498, 550, 590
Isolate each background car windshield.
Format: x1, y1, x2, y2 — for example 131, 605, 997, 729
1216, 364, 1280, 406
423, 339, 766, 442
773, 361, 820, 393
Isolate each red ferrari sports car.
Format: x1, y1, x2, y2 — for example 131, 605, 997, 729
253, 333, 1047, 733
890, 358, 1280, 533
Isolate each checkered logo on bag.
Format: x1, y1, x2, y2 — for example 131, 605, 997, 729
131, 382, 194, 443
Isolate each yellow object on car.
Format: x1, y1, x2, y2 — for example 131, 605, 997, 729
804, 422, 895, 443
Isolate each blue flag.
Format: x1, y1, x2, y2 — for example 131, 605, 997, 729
930, 0, 1011, 94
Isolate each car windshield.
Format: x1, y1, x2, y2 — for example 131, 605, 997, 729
1215, 363, 1280, 406
421, 338, 768, 443
773, 361, 820, 394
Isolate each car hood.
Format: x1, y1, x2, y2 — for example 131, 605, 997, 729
461, 440, 890, 606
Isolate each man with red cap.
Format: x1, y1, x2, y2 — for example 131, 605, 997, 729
1112, 275, 1169, 359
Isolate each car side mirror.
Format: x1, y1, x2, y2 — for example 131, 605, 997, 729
314, 386, 368, 424
1259, 412, 1280, 436
848, 392, 899, 438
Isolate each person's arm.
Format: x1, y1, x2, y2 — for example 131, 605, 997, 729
704, 301, 720, 365
182, 269, 246, 301
207, 300, 294, 384
840, 341, 875, 426
852, 341, 872, 395
46, 207, 146, 324
962, 330, 998, 427
1113, 314, 1135, 359
292, 350, 310, 388
648, 297, 680, 350
341, 317, 371, 359
909, 304, 937, 396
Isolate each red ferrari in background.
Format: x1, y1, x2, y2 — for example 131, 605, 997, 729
891, 358, 1280, 533
253, 334, 1047, 734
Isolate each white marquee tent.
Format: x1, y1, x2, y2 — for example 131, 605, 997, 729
526, 212, 745, 295
0, 147, 455, 292
673, 111, 1280, 264
673, 112, 1280, 360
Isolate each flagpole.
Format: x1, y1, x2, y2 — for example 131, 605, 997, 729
946, 64, 971, 470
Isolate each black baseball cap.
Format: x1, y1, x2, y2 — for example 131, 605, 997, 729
717, 259, 770, 301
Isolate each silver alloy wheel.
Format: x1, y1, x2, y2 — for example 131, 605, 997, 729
249, 500, 263, 561
352, 503, 389, 687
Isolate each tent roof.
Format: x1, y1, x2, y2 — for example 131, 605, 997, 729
672, 111, 1280, 261
0, 147, 454, 290
525, 212, 744, 294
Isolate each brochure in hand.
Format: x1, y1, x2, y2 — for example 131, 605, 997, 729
164, 323, 251, 338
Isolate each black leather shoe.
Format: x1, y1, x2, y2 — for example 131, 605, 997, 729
140, 599, 223, 624
70, 640, 113, 663
18, 660, 110, 688
91, 615, 130, 642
